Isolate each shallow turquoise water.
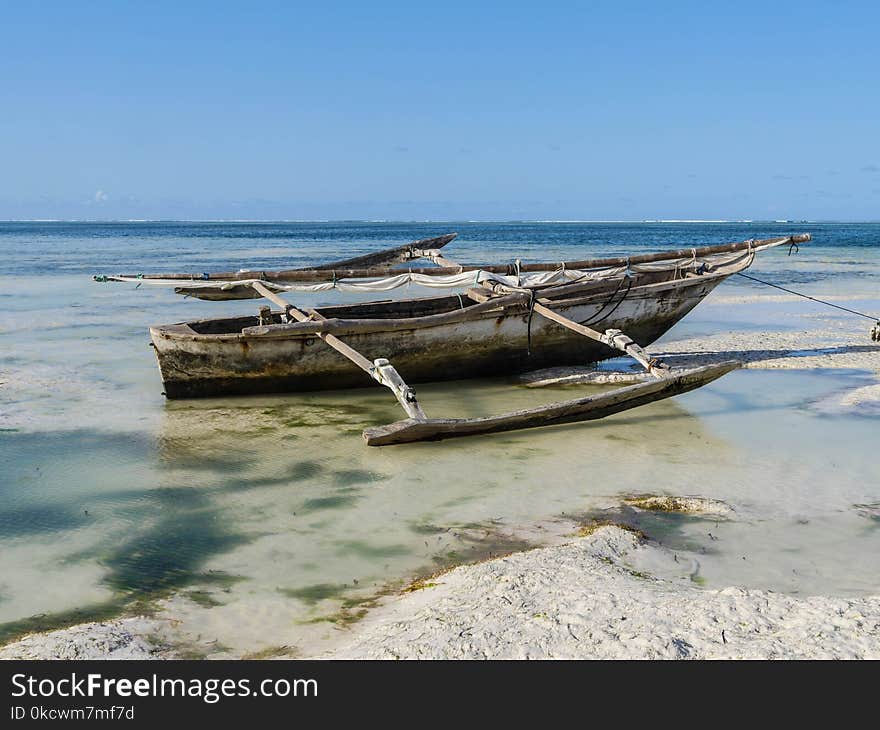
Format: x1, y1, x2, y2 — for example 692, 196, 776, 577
0, 222, 878, 654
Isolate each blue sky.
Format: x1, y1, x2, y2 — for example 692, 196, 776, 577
1, 1, 878, 220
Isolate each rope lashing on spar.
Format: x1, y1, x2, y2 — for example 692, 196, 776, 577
579, 269, 634, 328
526, 289, 537, 355
735, 271, 880, 340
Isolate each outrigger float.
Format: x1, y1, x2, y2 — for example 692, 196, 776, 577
95, 232, 812, 445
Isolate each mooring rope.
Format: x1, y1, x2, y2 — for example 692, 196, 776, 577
735, 271, 879, 322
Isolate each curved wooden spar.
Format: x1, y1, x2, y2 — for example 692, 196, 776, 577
362, 361, 741, 446
250, 282, 426, 420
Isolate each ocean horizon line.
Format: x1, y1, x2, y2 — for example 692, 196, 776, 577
1, 218, 876, 225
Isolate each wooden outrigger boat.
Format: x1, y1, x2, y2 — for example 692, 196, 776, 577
95, 232, 811, 445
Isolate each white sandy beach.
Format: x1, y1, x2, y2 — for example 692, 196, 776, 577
0, 618, 169, 660
327, 525, 880, 659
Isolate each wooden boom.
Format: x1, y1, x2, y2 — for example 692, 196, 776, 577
237, 234, 811, 282
101, 234, 810, 284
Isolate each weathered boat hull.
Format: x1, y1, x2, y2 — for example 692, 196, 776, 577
150, 274, 726, 398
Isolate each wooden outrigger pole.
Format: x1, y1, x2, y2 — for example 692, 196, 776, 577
362, 361, 741, 446
468, 285, 670, 377
250, 282, 426, 420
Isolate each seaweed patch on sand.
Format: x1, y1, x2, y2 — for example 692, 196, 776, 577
623, 494, 734, 517
854, 503, 880, 523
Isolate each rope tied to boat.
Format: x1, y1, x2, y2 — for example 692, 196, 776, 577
736, 271, 880, 338
526, 289, 537, 356
580, 273, 633, 328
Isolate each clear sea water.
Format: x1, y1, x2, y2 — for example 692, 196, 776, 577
1, 221, 878, 656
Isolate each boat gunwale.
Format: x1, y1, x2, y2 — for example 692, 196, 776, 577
151, 264, 738, 343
